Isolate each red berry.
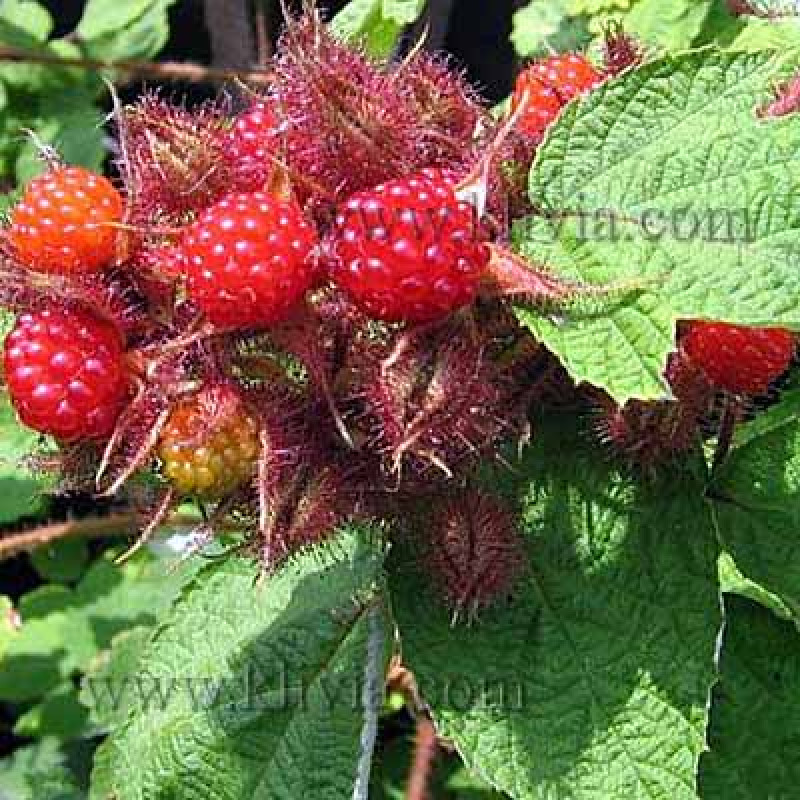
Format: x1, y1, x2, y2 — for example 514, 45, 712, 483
227, 102, 278, 192
330, 170, 489, 324
9, 167, 123, 274
683, 321, 794, 395
512, 54, 603, 138
179, 191, 317, 330
4, 308, 129, 441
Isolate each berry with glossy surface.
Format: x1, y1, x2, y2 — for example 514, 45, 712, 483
159, 397, 260, 499
180, 191, 317, 330
9, 167, 123, 274
683, 321, 794, 395
512, 54, 603, 138
226, 101, 278, 192
4, 308, 128, 441
330, 170, 489, 323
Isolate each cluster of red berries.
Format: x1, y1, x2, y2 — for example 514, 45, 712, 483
0, 10, 794, 617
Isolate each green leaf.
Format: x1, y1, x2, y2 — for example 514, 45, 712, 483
80, 626, 152, 732
0, 390, 52, 525
515, 50, 800, 402
31, 538, 90, 584
77, 0, 177, 62
0, 738, 83, 800
729, 18, 800, 51
14, 683, 90, 740
0, 595, 16, 660
382, 0, 426, 26
0, 1, 53, 44
90, 526, 389, 800
717, 552, 793, 621
699, 596, 800, 799
392, 423, 721, 800
330, 0, 405, 59
709, 389, 800, 620
512, 0, 591, 59
624, 0, 713, 50
0, 552, 192, 702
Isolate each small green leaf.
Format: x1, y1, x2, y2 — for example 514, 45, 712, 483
80, 626, 152, 732
31, 539, 90, 584
330, 0, 404, 58
0, 552, 192, 702
624, 0, 713, 50
77, 0, 177, 62
393, 422, 721, 800
14, 683, 90, 740
382, 0, 425, 26
0, 391, 52, 525
0, 0, 53, 44
512, 0, 591, 59
516, 50, 800, 402
0, 739, 79, 800
90, 526, 389, 800
699, 596, 800, 799
717, 552, 793, 621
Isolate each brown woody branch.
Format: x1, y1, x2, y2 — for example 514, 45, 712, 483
0, 513, 138, 561
0, 44, 272, 86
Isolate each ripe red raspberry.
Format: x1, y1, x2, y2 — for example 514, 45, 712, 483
4, 308, 128, 441
330, 170, 489, 323
683, 321, 794, 395
512, 54, 603, 138
226, 101, 278, 192
158, 396, 259, 499
8, 167, 123, 274
179, 192, 317, 330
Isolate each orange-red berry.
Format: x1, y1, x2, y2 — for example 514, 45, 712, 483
9, 167, 123, 274
512, 54, 603, 138
683, 322, 794, 395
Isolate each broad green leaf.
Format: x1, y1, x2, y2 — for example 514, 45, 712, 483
515, 50, 800, 402
699, 596, 800, 798
624, 0, 713, 50
0, 552, 191, 702
90, 526, 389, 800
392, 423, 721, 800
330, 0, 404, 59
709, 389, 800, 620
0, 391, 52, 524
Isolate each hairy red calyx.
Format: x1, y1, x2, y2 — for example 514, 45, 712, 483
591, 350, 715, 469
423, 489, 526, 622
